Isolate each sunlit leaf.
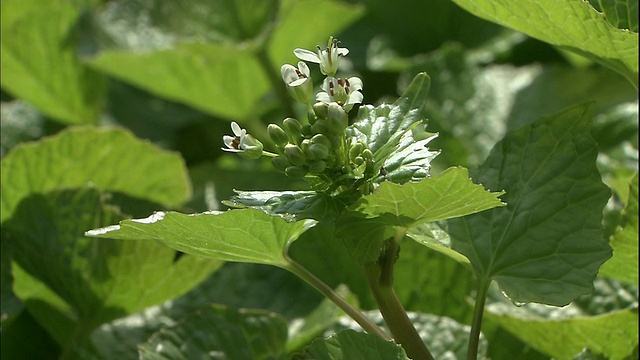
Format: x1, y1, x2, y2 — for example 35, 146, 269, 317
450, 0, 639, 86
337, 167, 505, 264
87, 208, 316, 269
350, 73, 440, 183
449, 102, 613, 306
599, 172, 638, 284
1, 1, 105, 124
1, 127, 191, 224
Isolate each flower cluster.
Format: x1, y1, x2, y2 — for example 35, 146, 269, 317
223, 37, 374, 193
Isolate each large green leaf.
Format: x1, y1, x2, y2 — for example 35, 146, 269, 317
4, 187, 221, 352
336, 167, 505, 264
599, 172, 639, 284
83, 0, 363, 120
1, 127, 191, 224
87, 208, 317, 269
450, 0, 639, 87
449, 102, 613, 306
294, 329, 408, 360
1, 0, 105, 124
138, 305, 288, 360
484, 279, 638, 359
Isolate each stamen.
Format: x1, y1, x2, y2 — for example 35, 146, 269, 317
231, 137, 241, 149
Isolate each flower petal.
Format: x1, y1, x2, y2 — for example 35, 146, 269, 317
294, 48, 321, 63
281, 64, 297, 83
223, 135, 236, 148
316, 92, 332, 103
347, 77, 363, 91
297, 61, 310, 77
231, 122, 243, 137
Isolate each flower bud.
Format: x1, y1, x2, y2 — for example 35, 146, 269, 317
353, 156, 364, 166
313, 102, 329, 119
285, 165, 307, 178
349, 142, 364, 160
361, 149, 373, 161
301, 123, 312, 136
326, 102, 348, 133
308, 160, 327, 173
311, 134, 332, 148
284, 144, 306, 166
307, 143, 329, 160
283, 117, 303, 143
271, 156, 290, 172
267, 124, 288, 147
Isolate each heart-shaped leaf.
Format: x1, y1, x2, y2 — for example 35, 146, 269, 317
449, 102, 613, 306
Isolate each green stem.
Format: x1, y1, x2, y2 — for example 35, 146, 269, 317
467, 279, 490, 360
364, 231, 435, 360
285, 257, 391, 340
255, 46, 296, 116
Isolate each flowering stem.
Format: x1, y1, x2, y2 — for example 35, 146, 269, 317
467, 278, 490, 360
261, 150, 279, 158
256, 47, 296, 116
364, 229, 435, 360
284, 255, 391, 341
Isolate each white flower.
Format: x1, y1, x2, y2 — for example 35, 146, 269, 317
294, 37, 348, 77
222, 122, 263, 159
281, 61, 313, 104
316, 76, 363, 112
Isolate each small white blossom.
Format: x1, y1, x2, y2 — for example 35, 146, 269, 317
222, 122, 263, 159
316, 76, 363, 112
281, 61, 313, 104
294, 37, 348, 77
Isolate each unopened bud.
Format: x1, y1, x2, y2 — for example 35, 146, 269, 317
349, 142, 364, 160
285, 165, 307, 178
327, 102, 348, 133
267, 124, 288, 146
307, 143, 329, 160
284, 144, 306, 166
271, 156, 290, 172
283, 117, 303, 143
313, 102, 329, 119
308, 160, 327, 173
311, 134, 332, 148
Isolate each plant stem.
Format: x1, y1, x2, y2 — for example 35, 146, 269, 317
364, 232, 435, 360
255, 46, 296, 117
285, 257, 391, 341
467, 279, 490, 360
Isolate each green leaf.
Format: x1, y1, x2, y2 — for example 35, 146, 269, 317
336, 167, 505, 264
1, 1, 105, 124
349, 73, 440, 183
5, 187, 221, 351
450, 0, 639, 87
1, 127, 191, 224
138, 305, 288, 360
82, 0, 363, 120
588, 0, 638, 32
293, 329, 408, 360
484, 281, 638, 359
449, 102, 613, 306
599, 172, 639, 284
87, 208, 317, 269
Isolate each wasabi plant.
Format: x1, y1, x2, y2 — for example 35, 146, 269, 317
86, 37, 614, 360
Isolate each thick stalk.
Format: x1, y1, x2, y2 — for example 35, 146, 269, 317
467, 279, 490, 360
285, 257, 391, 340
364, 233, 435, 360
